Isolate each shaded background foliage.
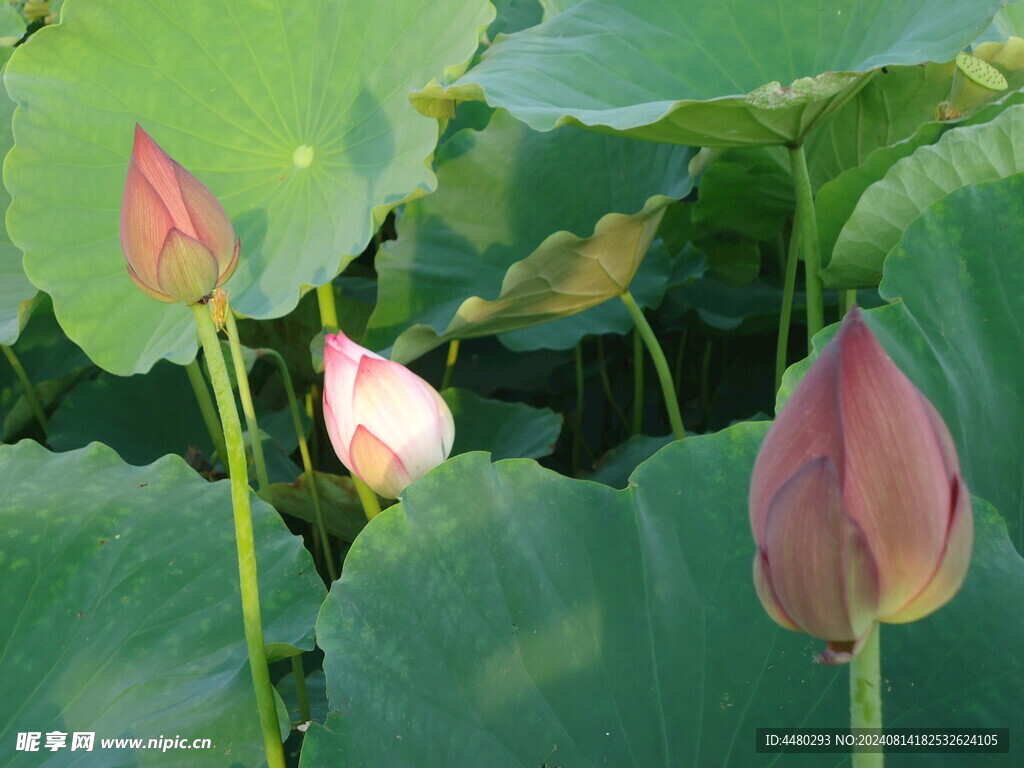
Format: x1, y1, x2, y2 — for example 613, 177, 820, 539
1, 1, 1023, 766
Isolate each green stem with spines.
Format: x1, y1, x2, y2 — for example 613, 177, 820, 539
775, 223, 802, 393
850, 624, 884, 768
840, 289, 858, 318
224, 311, 270, 492
316, 282, 339, 333
2, 343, 48, 433
441, 338, 460, 391
185, 358, 228, 471
291, 653, 312, 724
257, 346, 338, 581
620, 291, 685, 440
788, 142, 825, 347
351, 473, 382, 521
190, 301, 285, 768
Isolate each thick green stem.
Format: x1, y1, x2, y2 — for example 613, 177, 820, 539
840, 289, 858, 318
190, 301, 285, 768
185, 358, 228, 470
224, 311, 270, 492
258, 347, 338, 581
850, 624, 884, 768
316, 283, 339, 333
351, 473, 382, 521
775, 223, 802, 394
441, 338, 460, 391
2, 344, 48, 432
596, 336, 630, 434
631, 327, 644, 436
620, 291, 685, 440
290, 653, 312, 724
788, 143, 825, 347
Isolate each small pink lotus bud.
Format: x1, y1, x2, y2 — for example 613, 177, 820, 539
750, 307, 972, 664
120, 125, 239, 304
322, 332, 455, 499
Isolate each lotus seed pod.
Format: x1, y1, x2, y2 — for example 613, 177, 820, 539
946, 52, 1008, 118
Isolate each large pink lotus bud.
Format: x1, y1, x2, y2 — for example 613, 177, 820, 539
120, 125, 239, 304
323, 332, 455, 499
750, 307, 972, 664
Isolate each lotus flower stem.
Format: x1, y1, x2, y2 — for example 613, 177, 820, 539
774, 222, 801, 393
1, 344, 48, 433
223, 311, 270, 492
316, 282, 339, 333
190, 299, 285, 768
840, 290, 858, 318
441, 338, 460, 391
632, 326, 644, 436
184, 358, 228, 471
596, 336, 630, 434
788, 143, 824, 346
621, 291, 684, 439
352, 473, 382, 521
256, 346, 338, 581
290, 653, 312, 724
850, 624, 883, 767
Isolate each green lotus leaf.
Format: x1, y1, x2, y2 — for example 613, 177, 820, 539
414, 0, 1001, 147
0, 440, 325, 767
0, 55, 34, 346
301, 428, 1022, 766
443, 386, 563, 460
5, 0, 494, 374
48, 361, 213, 465
822, 102, 1024, 287
0, 241, 35, 346
267, 470, 368, 544
364, 110, 693, 364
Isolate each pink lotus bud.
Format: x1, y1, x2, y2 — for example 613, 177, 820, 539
750, 307, 972, 664
323, 332, 455, 499
120, 125, 239, 304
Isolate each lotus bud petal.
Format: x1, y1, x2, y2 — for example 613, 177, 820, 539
323, 332, 455, 499
750, 306, 972, 663
120, 125, 239, 304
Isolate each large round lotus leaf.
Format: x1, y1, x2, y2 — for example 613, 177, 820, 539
413, 0, 1001, 147
0, 55, 34, 345
47, 361, 212, 465
0, 440, 325, 767
442, 386, 563, 460
0, 241, 33, 346
5, 0, 493, 375
783, 175, 1024, 553
822, 103, 1024, 288
302, 429, 1022, 766
363, 110, 693, 363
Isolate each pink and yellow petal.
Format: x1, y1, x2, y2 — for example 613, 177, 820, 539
155, 229, 219, 305
762, 457, 880, 642
349, 424, 410, 499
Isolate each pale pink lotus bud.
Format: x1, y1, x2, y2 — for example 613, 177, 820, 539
750, 307, 972, 664
120, 125, 239, 304
323, 332, 455, 499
